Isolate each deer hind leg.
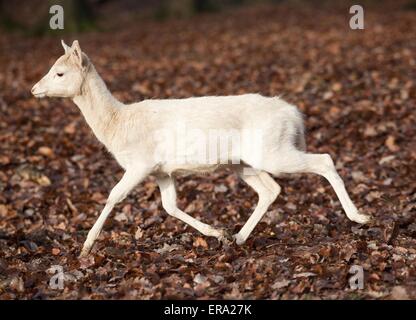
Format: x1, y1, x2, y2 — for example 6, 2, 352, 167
262, 151, 370, 224
156, 175, 228, 240
234, 168, 281, 245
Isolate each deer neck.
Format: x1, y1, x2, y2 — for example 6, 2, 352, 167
72, 65, 122, 146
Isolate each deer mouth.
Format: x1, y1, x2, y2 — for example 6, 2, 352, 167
33, 92, 47, 98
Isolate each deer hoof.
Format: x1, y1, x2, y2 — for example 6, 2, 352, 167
233, 233, 246, 245
79, 246, 92, 259
352, 213, 372, 224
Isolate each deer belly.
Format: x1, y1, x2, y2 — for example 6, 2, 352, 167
161, 163, 222, 176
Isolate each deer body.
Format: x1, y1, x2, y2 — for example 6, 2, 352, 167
32, 41, 370, 257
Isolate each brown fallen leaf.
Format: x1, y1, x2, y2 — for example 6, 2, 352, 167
385, 135, 399, 152
0, 155, 10, 165
193, 237, 208, 248
272, 279, 291, 290
293, 272, 316, 279
36, 175, 51, 186
64, 122, 77, 134
37, 146, 54, 157
0, 204, 8, 217
79, 255, 95, 269
91, 192, 106, 203
134, 226, 144, 240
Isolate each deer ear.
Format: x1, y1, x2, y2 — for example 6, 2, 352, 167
61, 40, 70, 54
70, 40, 83, 67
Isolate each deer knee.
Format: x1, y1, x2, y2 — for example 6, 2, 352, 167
260, 187, 279, 205
307, 153, 335, 175
322, 153, 335, 169
270, 183, 281, 201
263, 189, 278, 204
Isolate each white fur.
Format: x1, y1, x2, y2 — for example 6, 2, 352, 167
31, 40, 370, 257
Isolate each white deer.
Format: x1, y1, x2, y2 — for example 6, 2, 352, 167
31, 40, 370, 257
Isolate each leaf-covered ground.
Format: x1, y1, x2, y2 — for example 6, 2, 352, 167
0, 1, 415, 299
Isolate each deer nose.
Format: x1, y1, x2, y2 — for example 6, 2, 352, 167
31, 83, 38, 95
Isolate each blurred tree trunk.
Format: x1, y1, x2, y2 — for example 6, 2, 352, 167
405, 0, 416, 9
155, 0, 235, 19
193, 0, 220, 12
155, 0, 194, 19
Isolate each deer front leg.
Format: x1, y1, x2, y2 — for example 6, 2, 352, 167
80, 167, 149, 257
157, 175, 229, 240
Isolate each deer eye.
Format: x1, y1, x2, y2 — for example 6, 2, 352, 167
57, 73, 64, 77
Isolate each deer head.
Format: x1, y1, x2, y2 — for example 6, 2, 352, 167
31, 40, 90, 98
